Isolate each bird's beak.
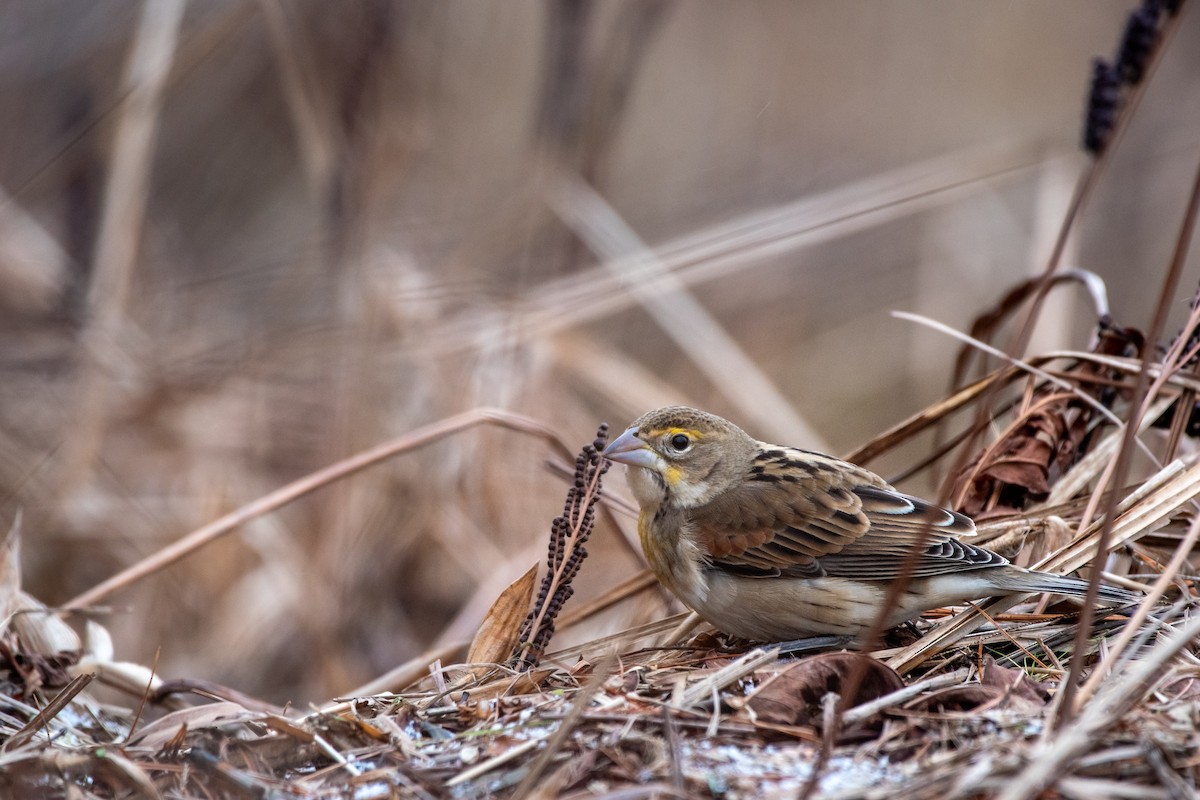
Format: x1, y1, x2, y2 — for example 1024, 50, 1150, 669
603, 426, 661, 470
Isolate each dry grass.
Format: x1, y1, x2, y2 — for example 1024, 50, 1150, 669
2, 2, 1200, 798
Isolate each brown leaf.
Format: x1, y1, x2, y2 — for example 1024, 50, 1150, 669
950, 286, 1142, 521
747, 652, 903, 728
904, 684, 1005, 714
957, 400, 1088, 519
127, 701, 259, 749
1158, 674, 1200, 701
467, 563, 538, 669
901, 659, 1049, 716
980, 656, 1050, 707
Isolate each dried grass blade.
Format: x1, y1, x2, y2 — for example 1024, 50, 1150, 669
997, 611, 1200, 800
544, 613, 692, 662
841, 667, 972, 724
5, 672, 95, 751
1076, 512, 1200, 705
1041, 349, 1200, 393
677, 647, 779, 709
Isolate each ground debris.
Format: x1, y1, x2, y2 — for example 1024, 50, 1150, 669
2, 619, 1197, 798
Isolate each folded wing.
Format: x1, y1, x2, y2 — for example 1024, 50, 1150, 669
693, 447, 1004, 580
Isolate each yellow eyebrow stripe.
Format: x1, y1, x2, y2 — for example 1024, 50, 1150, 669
647, 427, 705, 440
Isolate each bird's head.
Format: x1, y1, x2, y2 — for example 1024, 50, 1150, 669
603, 406, 756, 510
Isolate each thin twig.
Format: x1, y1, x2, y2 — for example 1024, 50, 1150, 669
4, 672, 96, 751
1058, 152, 1200, 727
677, 647, 779, 709
841, 667, 972, 725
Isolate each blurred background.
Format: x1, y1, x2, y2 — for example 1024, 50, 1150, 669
1, 1, 1198, 705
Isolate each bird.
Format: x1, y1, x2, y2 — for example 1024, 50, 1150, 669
602, 405, 1139, 643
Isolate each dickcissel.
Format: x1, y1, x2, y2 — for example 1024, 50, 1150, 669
603, 406, 1136, 642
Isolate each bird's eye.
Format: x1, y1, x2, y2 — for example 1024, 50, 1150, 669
669, 433, 691, 451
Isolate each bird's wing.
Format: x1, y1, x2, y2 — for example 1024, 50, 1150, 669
818, 486, 1006, 578
693, 449, 1004, 580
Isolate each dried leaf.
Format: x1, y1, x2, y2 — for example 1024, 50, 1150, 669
980, 656, 1050, 707
747, 652, 903, 728
901, 659, 1049, 716
468, 563, 538, 668
957, 399, 1091, 519
127, 701, 259, 749
904, 685, 1005, 713
950, 296, 1143, 520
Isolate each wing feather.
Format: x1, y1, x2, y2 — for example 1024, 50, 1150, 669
692, 446, 998, 581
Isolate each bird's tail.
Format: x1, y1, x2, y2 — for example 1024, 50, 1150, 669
991, 568, 1143, 605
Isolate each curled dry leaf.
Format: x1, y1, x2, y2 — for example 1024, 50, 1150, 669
903, 658, 1049, 716
904, 684, 1007, 714
746, 652, 903, 729
467, 563, 538, 670
980, 656, 1050, 707
955, 395, 1089, 520
951, 313, 1143, 520
126, 701, 262, 749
